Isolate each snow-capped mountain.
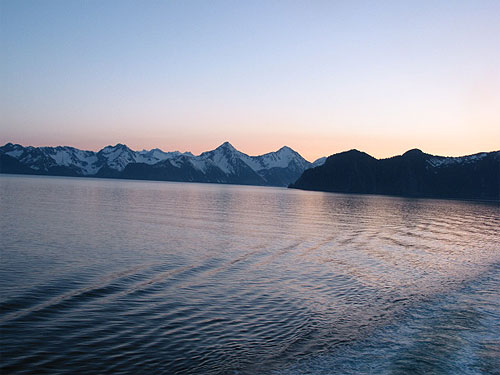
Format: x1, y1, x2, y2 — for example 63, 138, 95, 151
0, 143, 100, 175
0, 141, 324, 186
426, 152, 490, 168
97, 144, 191, 171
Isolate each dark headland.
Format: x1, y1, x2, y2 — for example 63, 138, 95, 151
289, 149, 500, 201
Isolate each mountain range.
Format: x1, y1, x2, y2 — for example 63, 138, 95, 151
2, 142, 498, 200
290, 148, 500, 200
0, 142, 325, 187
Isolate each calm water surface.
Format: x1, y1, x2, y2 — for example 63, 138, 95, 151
1, 175, 499, 374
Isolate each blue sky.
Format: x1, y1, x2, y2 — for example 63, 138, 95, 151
1, 0, 499, 160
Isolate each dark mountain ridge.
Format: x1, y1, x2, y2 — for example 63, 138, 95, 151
290, 148, 500, 201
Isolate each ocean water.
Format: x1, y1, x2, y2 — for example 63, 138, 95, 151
0, 175, 499, 375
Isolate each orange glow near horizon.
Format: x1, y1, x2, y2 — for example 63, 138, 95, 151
2, 127, 499, 163
1, 2, 499, 162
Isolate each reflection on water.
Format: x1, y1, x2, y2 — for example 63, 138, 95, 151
1, 175, 499, 374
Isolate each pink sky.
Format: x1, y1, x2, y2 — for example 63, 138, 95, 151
1, 1, 499, 161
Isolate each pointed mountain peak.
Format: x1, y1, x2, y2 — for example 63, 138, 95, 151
217, 141, 237, 152
277, 146, 294, 153
274, 146, 306, 161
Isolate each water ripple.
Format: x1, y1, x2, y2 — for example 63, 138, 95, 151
1, 176, 499, 374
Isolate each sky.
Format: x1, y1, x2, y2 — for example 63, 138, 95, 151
1, 0, 499, 161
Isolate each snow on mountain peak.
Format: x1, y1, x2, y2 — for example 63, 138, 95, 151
312, 157, 327, 167
199, 142, 240, 174
426, 152, 489, 168
1, 142, 325, 182
98, 144, 137, 171
102, 143, 131, 152
277, 146, 294, 153
252, 146, 309, 171
217, 141, 237, 152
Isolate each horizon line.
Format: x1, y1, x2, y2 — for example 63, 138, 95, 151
2, 140, 499, 162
